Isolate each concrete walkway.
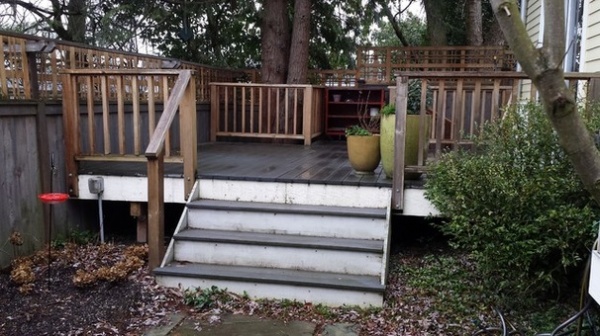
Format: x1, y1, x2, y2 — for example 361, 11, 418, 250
145, 313, 359, 336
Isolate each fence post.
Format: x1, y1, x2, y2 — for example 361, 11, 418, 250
62, 74, 79, 196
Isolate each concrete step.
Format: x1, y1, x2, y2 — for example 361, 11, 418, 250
186, 200, 388, 240
154, 262, 384, 308
173, 229, 384, 276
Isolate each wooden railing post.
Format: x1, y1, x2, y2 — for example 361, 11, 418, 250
147, 156, 165, 270
62, 74, 80, 196
210, 84, 218, 142
180, 78, 197, 198
145, 70, 192, 270
392, 76, 408, 211
302, 86, 314, 145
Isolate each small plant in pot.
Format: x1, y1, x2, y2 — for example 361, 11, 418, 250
345, 102, 381, 174
380, 79, 432, 179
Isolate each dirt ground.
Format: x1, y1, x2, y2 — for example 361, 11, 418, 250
0, 240, 505, 336
0, 243, 183, 336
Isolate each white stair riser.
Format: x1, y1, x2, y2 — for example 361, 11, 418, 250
187, 210, 386, 240
173, 241, 382, 276
199, 179, 391, 208
156, 275, 383, 308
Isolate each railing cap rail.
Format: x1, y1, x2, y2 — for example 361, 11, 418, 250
145, 70, 193, 158
60, 69, 194, 76
395, 71, 600, 80
209, 82, 326, 89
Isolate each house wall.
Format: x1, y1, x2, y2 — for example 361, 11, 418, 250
581, 1, 600, 72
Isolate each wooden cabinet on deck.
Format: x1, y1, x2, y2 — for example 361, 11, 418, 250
325, 87, 386, 136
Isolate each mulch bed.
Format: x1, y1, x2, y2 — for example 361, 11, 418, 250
0, 243, 182, 336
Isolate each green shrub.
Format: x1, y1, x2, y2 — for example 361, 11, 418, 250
425, 102, 600, 301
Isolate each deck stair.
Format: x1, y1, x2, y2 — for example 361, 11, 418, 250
155, 179, 392, 308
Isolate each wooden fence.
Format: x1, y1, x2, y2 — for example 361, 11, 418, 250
1, 30, 243, 102
357, 46, 515, 85
209, 83, 325, 145
0, 102, 87, 268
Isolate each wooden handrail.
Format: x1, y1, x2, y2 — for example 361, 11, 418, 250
146, 70, 192, 157
145, 69, 196, 270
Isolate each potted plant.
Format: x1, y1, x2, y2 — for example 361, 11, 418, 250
346, 98, 381, 174
380, 80, 432, 179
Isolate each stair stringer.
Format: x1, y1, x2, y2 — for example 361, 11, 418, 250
160, 180, 200, 268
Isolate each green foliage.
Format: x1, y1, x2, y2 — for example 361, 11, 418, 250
345, 125, 372, 136
380, 104, 395, 116
407, 79, 433, 114
425, 102, 600, 301
382, 80, 434, 116
183, 285, 230, 310
370, 12, 427, 47
51, 230, 98, 248
398, 253, 488, 317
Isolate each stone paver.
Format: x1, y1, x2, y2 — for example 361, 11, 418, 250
168, 314, 316, 336
322, 322, 359, 336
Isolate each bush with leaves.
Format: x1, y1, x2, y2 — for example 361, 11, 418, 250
425, 102, 600, 302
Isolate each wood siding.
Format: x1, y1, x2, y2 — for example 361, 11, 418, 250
520, 0, 543, 99
583, 1, 600, 71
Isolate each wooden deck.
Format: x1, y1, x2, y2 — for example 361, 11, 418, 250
78, 141, 401, 188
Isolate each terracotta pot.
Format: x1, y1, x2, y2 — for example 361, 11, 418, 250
346, 135, 381, 174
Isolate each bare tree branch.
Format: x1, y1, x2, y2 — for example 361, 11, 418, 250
542, 0, 565, 69
372, 0, 410, 46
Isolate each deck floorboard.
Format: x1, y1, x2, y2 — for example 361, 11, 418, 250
78, 141, 394, 187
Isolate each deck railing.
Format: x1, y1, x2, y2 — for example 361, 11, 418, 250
209, 83, 325, 145
1, 30, 243, 102
62, 69, 196, 268
390, 71, 600, 211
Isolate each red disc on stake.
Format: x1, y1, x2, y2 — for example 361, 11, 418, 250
38, 193, 69, 204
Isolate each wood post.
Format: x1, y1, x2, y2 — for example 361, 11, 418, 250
130, 202, 148, 243
302, 86, 313, 145
391, 76, 408, 212
62, 74, 79, 196
181, 78, 197, 199
147, 157, 165, 270
210, 84, 218, 142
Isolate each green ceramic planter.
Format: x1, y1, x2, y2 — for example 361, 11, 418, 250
380, 114, 431, 179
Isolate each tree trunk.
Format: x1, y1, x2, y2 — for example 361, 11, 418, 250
465, 0, 483, 46
261, 0, 290, 84
491, 0, 600, 205
423, 0, 447, 45
285, 0, 311, 134
287, 0, 311, 84
67, 0, 87, 43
